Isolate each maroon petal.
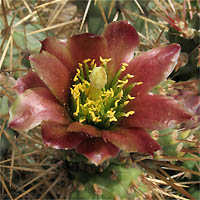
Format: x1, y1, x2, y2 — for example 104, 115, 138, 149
41, 121, 86, 149
104, 21, 139, 76
67, 33, 108, 73
41, 37, 74, 73
76, 138, 119, 165
120, 94, 192, 130
124, 44, 181, 96
30, 51, 70, 105
103, 128, 161, 155
14, 71, 47, 94
8, 87, 70, 132
67, 122, 101, 137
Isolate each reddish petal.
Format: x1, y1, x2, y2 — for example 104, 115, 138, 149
76, 138, 119, 166
30, 51, 70, 104
67, 33, 108, 73
41, 121, 86, 149
41, 37, 74, 73
14, 71, 47, 94
124, 44, 181, 96
104, 21, 139, 76
103, 128, 160, 155
8, 87, 70, 132
67, 122, 101, 137
120, 94, 192, 130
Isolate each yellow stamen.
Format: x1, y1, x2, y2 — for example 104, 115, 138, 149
102, 88, 114, 100
73, 76, 78, 82
117, 79, 128, 88
121, 65, 126, 71
100, 56, 112, 64
78, 63, 83, 67
118, 90, 123, 98
90, 59, 95, 66
107, 110, 117, 122
79, 118, 86, 123
73, 68, 81, 82
124, 111, 135, 117
123, 101, 129, 106
126, 74, 134, 79
122, 63, 128, 67
128, 95, 135, 100
89, 111, 101, 122
70, 57, 139, 129
115, 99, 120, 107
83, 58, 91, 63
137, 82, 143, 85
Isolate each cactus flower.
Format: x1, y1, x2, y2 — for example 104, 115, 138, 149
8, 21, 191, 165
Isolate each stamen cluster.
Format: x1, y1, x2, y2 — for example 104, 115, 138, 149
70, 58, 142, 129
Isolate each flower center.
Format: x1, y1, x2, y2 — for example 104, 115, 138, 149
69, 57, 142, 129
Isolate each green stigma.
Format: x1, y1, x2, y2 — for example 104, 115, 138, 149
89, 66, 107, 100
70, 57, 142, 129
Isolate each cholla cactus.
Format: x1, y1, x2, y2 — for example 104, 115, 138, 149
71, 163, 150, 199
152, 79, 199, 157
8, 21, 191, 166
1, 0, 199, 199
153, 0, 200, 80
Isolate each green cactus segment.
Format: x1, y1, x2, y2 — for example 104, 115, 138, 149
167, 12, 200, 81
70, 164, 150, 199
182, 153, 200, 171
157, 128, 180, 157
151, 79, 175, 95
156, 127, 197, 157
165, 0, 200, 81
75, 0, 117, 35
189, 186, 200, 200
0, 125, 16, 161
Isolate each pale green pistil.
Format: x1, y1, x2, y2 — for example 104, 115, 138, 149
89, 66, 107, 100
70, 58, 142, 129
